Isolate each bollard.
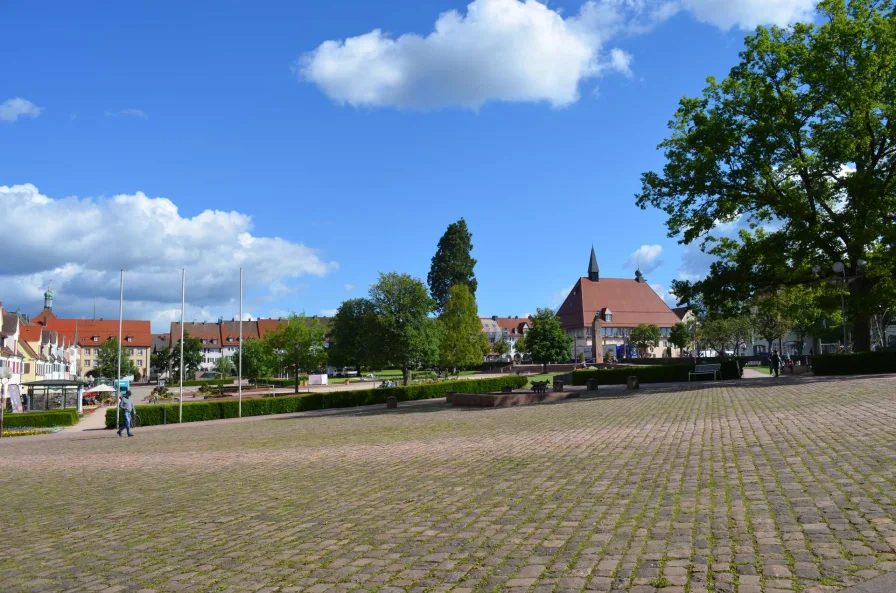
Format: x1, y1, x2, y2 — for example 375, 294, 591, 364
626, 376, 640, 390
586, 378, 599, 392
386, 396, 398, 409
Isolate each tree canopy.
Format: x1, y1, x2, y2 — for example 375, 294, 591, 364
241, 337, 277, 383
428, 218, 478, 314
97, 338, 137, 379
327, 298, 377, 372
439, 284, 488, 372
637, 0, 896, 351
669, 322, 692, 352
170, 333, 202, 381
266, 314, 328, 393
525, 309, 573, 372
630, 324, 662, 357
369, 272, 438, 385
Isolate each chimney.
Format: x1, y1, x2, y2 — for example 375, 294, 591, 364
492, 315, 498, 321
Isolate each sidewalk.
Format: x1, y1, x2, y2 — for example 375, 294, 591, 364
64, 406, 109, 432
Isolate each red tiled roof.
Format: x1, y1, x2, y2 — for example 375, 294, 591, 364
220, 321, 260, 343
19, 325, 43, 342
43, 319, 152, 348
169, 322, 223, 348
556, 277, 681, 329
481, 317, 531, 335
33, 308, 57, 326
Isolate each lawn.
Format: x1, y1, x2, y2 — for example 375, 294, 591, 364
3, 377, 896, 593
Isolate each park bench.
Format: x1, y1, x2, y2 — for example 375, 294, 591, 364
689, 363, 721, 382
531, 381, 549, 394
744, 360, 761, 367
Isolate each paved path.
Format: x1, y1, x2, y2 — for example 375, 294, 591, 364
63, 405, 110, 432
3, 375, 896, 593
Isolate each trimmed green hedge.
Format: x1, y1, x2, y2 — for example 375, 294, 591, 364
181, 379, 234, 387
812, 351, 896, 376
106, 376, 528, 428
571, 361, 741, 386
4, 409, 80, 428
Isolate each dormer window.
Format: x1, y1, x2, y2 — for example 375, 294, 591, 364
126, 336, 133, 342
211, 339, 217, 344
227, 337, 234, 343
202, 339, 208, 344
92, 336, 99, 342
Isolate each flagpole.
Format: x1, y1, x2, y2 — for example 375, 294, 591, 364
238, 267, 243, 418
116, 270, 123, 431
179, 269, 185, 423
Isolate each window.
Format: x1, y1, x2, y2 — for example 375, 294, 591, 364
92, 336, 99, 342
228, 337, 234, 343
202, 339, 208, 344
137, 360, 143, 367
211, 339, 217, 344
136, 349, 144, 355
126, 336, 133, 342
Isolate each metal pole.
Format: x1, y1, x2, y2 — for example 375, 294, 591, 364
238, 267, 243, 418
116, 270, 123, 431
179, 269, 185, 423
840, 272, 848, 350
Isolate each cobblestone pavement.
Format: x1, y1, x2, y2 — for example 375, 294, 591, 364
3, 376, 896, 593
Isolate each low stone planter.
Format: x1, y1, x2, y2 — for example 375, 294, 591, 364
386, 396, 398, 409
626, 376, 640, 390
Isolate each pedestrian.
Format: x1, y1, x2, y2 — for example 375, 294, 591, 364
770, 350, 781, 378
118, 390, 135, 437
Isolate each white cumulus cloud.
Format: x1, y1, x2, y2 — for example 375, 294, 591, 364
0, 98, 43, 122
0, 184, 337, 330
680, 0, 817, 30
650, 282, 679, 307
626, 244, 664, 273
298, 0, 636, 110
105, 108, 148, 119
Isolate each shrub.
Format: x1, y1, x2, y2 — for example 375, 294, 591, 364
181, 379, 234, 387
811, 351, 896, 376
4, 409, 80, 428
106, 376, 529, 428
571, 361, 740, 386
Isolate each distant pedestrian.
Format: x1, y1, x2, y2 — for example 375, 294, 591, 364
770, 350, 781, 378
118, 391, 135, 437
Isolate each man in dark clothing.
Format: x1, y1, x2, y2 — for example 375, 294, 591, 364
770, 350, 781, 377
118, 391, 135, 437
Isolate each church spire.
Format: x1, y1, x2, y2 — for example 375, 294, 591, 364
588, 246, 600, 282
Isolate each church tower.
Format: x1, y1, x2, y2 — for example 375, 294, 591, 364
44, 286, 53, 311
587, 246, 600, 282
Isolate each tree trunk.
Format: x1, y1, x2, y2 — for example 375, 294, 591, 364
294, 359, 300, 394
854, 314, 871, 352
542, 362, 547, 374
402, 366, 409, 386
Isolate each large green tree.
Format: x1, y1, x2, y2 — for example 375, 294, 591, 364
215, 355, 234, 377
439, 284, 489, 373
637, 0, 896, 352
241, 337, 278, 383
97, 338, 137, 379
266, 314, 328, 393
327, 298, 377, 372
428, 218, 478, 314
669, 322, 692, 353
150, 346, 174, 379
629, 324, 662, 357
525, 309, 573, 373
369, 272, 438, 385
170, 333, 203, 381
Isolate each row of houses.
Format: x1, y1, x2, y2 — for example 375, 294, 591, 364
155, 318, 331, 372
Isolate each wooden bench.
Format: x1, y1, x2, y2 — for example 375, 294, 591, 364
531, 381, 549, 394
689, 363, 721, 381
744, 360, 761, 367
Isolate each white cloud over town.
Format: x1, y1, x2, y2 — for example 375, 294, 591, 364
299, 0, 819, 110
626, 244, 664, 273
0, 98, 43, 122
650, 282, 679, 307
0, 184, 337, 330
105, 108, 148, 119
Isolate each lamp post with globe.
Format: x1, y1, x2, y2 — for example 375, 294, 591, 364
812, 260, 867, 352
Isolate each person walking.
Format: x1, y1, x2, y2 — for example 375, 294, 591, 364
770, 350, 781, 378
118, 390, 135, 437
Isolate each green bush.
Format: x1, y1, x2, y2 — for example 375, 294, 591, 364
106, 376, 529, 428
571, 361, 740, 386
812, 351, 896, 376
4, 409, 80, 428
181, 379, 234, 387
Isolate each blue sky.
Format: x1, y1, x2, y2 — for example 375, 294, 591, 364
0, 0, 818, 330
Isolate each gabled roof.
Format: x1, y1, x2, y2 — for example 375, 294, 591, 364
672, 307, 690, 321
43, 319, 152, 348
480, 317, 531, 336
2, 312, 19, 335
556, 277, 681, 329
219, 321, 260, 344
33, 307, 57, 326
19, 325, 43, 342
169, 322, 222, 347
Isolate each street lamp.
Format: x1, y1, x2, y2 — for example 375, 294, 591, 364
815, 259, 867, 352
0, 371, 10, 440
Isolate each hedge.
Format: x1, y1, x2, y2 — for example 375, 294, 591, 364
571, 361, 741, 386
4, 409, 80, 428
106, 375, 529, 428
181, 379, 234, 387
811, 351, 896, 376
